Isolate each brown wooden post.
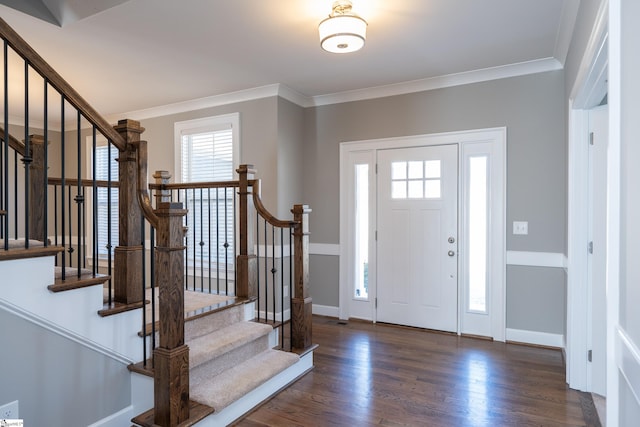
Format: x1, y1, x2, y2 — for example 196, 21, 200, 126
236, 164, 257, 299
153, 170, 172, 207
113, 119, 144, 304
153, 201, 189, 426
28, 134, 47, 242
291, 204, 312, 350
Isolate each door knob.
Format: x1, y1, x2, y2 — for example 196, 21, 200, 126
448, 250, 455, 257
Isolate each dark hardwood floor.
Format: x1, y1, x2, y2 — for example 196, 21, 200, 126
235, 316, 600, 427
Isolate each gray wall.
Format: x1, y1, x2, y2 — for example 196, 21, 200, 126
139, 97, 281, 214
302, 71, 567, 334
0, 307, 130, 427
276, 98, 305, 217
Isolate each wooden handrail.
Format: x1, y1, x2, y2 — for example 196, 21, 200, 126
48, 177, 114, 188
0, 17, 126, 151
0, 127, 26, 156
149, 180, 240, 191
250, 179, 298, 229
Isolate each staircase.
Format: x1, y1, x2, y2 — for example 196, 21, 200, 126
0, 15, 315, 427
131, 294, 311, 426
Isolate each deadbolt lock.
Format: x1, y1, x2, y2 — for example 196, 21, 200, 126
448, 237, 455, 244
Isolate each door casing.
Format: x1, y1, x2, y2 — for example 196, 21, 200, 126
339, 127, 506, 340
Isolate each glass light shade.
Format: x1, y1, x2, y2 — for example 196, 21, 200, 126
319, 14, 367, 53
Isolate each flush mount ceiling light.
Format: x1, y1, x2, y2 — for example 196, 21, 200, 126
318, 0, 367, 54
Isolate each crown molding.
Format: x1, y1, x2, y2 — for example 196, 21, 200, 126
553, 0, 581, 66
310, 57, 563, 106
105, 84, 286, 123
107, 58, 563, 120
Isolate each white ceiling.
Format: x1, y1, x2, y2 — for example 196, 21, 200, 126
0, 0, 579, 119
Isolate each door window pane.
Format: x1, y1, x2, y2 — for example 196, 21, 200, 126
354, 164, 369, 299
408, 161, 423, 179
468, 156, 488, 313
424, 180, 441, 198
391, 162, 406, 179
425, 160, 441, 178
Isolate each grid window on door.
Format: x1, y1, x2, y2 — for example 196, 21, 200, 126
391, 160, 441, 199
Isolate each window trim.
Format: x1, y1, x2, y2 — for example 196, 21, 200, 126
174, 113, 240, 183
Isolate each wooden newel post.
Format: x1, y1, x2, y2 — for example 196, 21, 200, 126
291, 204, 312, 350
153, 201, 189, 426
236, 164, 257, 299
113, 119, 145, 305
28, 134, 47, 242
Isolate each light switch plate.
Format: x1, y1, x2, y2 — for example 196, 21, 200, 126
513, 221, 528, 235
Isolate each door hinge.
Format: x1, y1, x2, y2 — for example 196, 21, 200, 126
589, 132, 595, 146
375, 163, 378, 174
588, 241, 594, 254
588, 349, 593, 362
375, 298, 378, 309
375, 230, 378, 241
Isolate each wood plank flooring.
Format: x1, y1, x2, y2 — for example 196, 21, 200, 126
235, 316, 600, 427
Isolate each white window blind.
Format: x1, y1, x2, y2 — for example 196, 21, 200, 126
180, 124, 235, 267
95, 144, 119, 256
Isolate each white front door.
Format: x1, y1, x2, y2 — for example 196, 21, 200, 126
376, 144, 458, 331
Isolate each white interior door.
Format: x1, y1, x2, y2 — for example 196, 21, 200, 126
588, 104, 608, 396
376, 144, 458, 331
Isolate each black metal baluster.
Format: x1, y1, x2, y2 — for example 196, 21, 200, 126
207, 188, 212, 293
224, 187, 229, 295
280, 227, 285, 349
199, 187, 203, 292
60, 96, 66, 279
75, 111, 83, 274
289, 226, 293, 351
91, 127, 97, 276
150, 225, 156, 368
106, 141, 112, 304
2, 40, 7, 249
256, 210, 260, 321
233, 189, 237, 295
42, 80, 48, 247
216, 187, 220, 294
264, 217, 268, 322
271, 224, 276, 326
23, 60, 30, 247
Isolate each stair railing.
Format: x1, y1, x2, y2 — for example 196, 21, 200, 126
0, 18, 150, 311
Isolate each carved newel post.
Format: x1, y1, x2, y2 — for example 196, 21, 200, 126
113, 119, 145, 305
236, 164, 257, 299
153, 201, 189, 426
291, 204, 312, 350
28, 134, 47, 242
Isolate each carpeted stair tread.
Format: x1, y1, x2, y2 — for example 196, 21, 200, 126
185, 303, 244, 341
190, 349, 300, 411
189, 321, 273, 369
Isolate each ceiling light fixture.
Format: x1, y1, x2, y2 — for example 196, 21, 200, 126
318, 0, 367, 54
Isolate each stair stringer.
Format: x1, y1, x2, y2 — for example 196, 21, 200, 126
0, 255, 143, 362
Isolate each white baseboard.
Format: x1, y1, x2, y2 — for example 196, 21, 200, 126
88, 405, 134, 427
312, 304, 339, 318
506, 251, 567, 269
506, 328, 565, 348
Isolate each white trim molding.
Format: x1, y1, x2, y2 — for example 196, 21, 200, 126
0, 298, 132, 365
616, 326, 640, 407
506, 251, 567, 269
506, 328, 565, 349
309, 243, 340, 256
312, 304, 339, 318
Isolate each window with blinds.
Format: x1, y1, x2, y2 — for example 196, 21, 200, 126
95, 144, 119, 257
177, 114, 239, 270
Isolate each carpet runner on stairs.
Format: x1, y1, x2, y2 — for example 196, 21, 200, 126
146, 296, 300, 414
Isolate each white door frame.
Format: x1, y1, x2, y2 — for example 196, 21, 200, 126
566, 0, 608, 392
339, 127, 506, 340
